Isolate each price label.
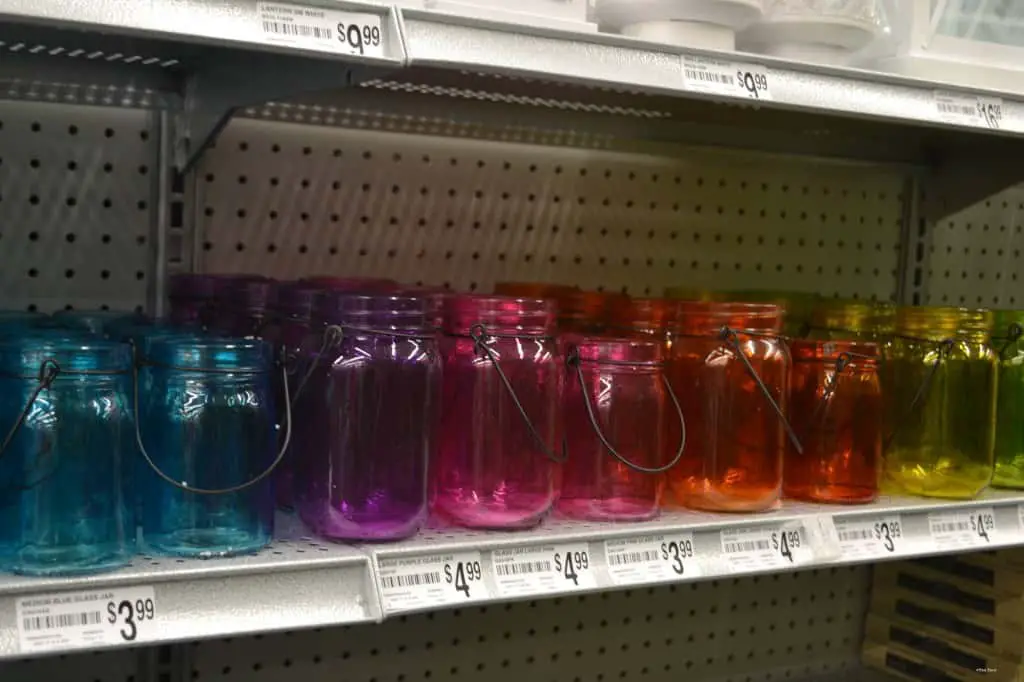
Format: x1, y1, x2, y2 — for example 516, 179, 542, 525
257, 2, 385, 58
934, 91, 1003, 130
491, 543, 596, 597
16, 585, 157, 654
835, 515, 906, 559
605, 533, 702, 586
929, 507, 998, 549
683, 56, 772, 101
719, 525, 812, 573
378, 551, 489, 612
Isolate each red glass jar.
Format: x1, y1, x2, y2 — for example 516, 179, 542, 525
666, 301, 792, 512
434, 295, 562, 529
609, 297, 673, 339
559, 337, 684, 521
494, 282, 578, 299
785, 341, 882, 503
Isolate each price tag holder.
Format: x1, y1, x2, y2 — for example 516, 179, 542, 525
257, 2, 385, 58
719, 525, 812, 573
491, 543, 596, 597
835, 514, 907, 559
378, 551, 489, 612
16, 585, 157, 654
934, 91, 1003, 130
604, 533, 702, 586
929, 507, 999, 549
682, 56, 772, 101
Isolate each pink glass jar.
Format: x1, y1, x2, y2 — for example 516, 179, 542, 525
559, 337, 684, 521
300, 276, 399, 292
434, 295, 563, 529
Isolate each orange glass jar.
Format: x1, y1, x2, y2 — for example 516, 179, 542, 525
559, 290, 623, 335
785, 340, 882, 504
609, 297, 674, 340
666, 301, 792, 512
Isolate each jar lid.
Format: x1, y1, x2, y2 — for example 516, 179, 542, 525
0, 332, 131, 375
568, 336, 663, 365
789, 339, 879, 364
144, 336, 272, 372
314, 293, 436, 332
442, 295, 555, 334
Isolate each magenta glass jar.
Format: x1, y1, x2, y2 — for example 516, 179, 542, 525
293, 293, 439, 541
434, 295, 563, 529
559, 337, 684, 521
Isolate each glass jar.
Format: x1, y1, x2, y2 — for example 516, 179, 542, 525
785, 340, 881, 504
168, 274, 226, 329
294, 293, 439, 541
51, 309, 145, 336
214, 278, 278, 339
993, 311, 1024, 489
0, 334, 135, 575
559, 291, 623, 336
608, 297, 674, 340
138, 336, 278, 557
666, 302, 793, 512
882, 306, 996, 499
435, 295, 562, 529
724, 290, 819, 339
559, 337, 683, 521
300, 276, 399, 293
808, 298, 896, 343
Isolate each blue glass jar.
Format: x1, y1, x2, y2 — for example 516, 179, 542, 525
52, 309, 145, 336
137, 336, 279, 557
0, 334, 135, 575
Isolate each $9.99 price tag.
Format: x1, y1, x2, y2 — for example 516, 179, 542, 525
491, 543, 596, 597
16, 585, 157, 654
682, 56, 772, 101
378, 551, 489, 613
257, 2, 385, 58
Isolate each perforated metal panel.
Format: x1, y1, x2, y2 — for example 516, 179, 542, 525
195, 118, 905, 300
0, 648, 139, 682
0, 101, 159, 312
189, 565, 870, 682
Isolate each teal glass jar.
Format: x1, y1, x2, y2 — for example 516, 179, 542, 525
991, 311, 1024, 488
52, 309, 145, 336
0, 333, 135, 575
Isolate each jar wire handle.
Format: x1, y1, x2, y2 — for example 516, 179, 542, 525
133, 358, 293, 495
469, 323, 568, 464
289, 324, 344, 406
883, 338, 954, 452
996, 322, 1023, 360
719, 327, 803, 455
0, 359, 65, 498
566, 347, 686, 474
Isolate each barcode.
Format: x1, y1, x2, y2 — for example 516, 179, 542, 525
262, 20, 332, 40
495, 560, 552, 576
685, 69, 734, 86
608, 550, 660, 566
937, 102, 975, 117
381, 571, 441, 589
931, 520, 970, 534
723, 539, 770, 553
838, 528, 873, 542
22, 611, 101, 631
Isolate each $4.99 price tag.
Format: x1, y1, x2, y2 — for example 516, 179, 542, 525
605, 533, 702, 586
16, 585, 157, 654
929, 507, 999, 549
257, 2, 385, 58
378, 551, 489, 613
491, 543, 596, 597
834, 515, 906, 559
719, 525, 812, 573
682, 56, 772, 101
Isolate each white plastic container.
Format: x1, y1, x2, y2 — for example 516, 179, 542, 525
425, 0, 597, 32
595, 0, 764, 50
859, 0, 1024, 92
739, 0, 884, 66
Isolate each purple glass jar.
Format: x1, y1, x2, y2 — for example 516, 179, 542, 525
434, 295, 563, 529
294, 293, 439, 541
168, 274, 222, 329
215, 278, 278, 338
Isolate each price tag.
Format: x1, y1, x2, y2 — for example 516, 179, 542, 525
16, 585, 157, 654
378, 551, 489, 612
929, 507, 998, 549
719, 525, 812, 573
604, 533, 702, 586
682, 56, 772, 101
835, 515, 906, 559
934, 91, 1003, 130
257, 2, 385, 58
491, 543, 596, 597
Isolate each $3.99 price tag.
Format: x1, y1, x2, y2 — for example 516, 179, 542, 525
378, 551, 490, 613
835, 515, 905, 559
605, 533, 703, 586
16, 586, 157, 654
491, 543, 596, 597
257, 2, 385, 58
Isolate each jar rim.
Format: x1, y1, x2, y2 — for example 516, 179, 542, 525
789, 339, 879, 363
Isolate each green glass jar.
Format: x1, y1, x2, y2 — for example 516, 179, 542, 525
808, 298, 895, 343
882, 306, 996, 499
991, 310, 1024, 488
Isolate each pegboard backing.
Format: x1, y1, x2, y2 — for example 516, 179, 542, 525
188, 565, 869, 682
0, 101, 158, 313
196, 119, 905, 300
0, 647, 138, 682
926, 185, 1024, 309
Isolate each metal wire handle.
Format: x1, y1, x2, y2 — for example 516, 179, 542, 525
469, 323, 568, 464
566, 347, 686, 474
995, 322, 1024, 359
883, 338, 955, 453
134, 360, 293, 495
719, 327, 803, 455
806, 351, 877, 434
